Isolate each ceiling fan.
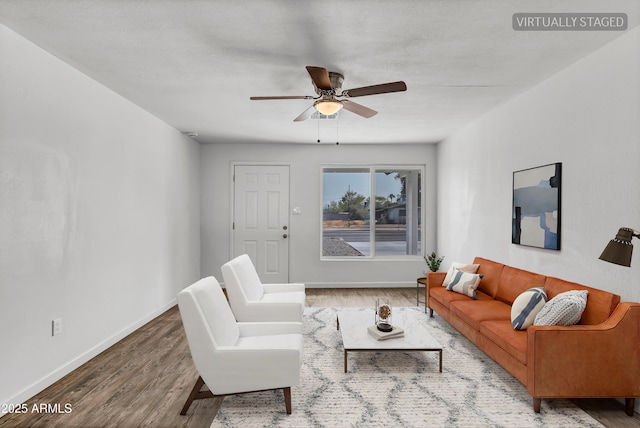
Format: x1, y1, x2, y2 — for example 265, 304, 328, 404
250, 66, 407, 122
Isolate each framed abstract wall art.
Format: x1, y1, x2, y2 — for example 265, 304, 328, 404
512, 162, 561, 250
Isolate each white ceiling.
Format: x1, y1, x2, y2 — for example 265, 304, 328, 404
0, 0, 637, 144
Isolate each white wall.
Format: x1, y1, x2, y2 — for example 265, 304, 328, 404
201, 142, 437, 287
0, 24, 201, 407
437, 27, 640, 302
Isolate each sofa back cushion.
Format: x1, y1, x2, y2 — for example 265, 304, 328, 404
544, 276, 620, 325
473, 257, 505, 299
495, 265, 546, 305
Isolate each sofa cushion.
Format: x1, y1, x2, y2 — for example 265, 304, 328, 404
511, 287, 548, 330
429, 286, 492, 310
442, 262, 480, 288
534, 290, 588, 326
480, 320, 528, 365
450, 300, 512, 331
495, 265, 546, 305
429, 286, 470, 309
446, 270, 484, 299
473, 257, 505, 299
544, 276, 620, 325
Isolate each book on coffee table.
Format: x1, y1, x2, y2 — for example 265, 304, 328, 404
367, 325, 404, 340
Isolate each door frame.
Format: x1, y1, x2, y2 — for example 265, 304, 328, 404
229, 161, 292, 280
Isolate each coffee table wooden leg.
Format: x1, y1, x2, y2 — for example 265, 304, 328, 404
344, 350, 348, 373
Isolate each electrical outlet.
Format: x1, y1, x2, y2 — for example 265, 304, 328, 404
52, 318, 62, 336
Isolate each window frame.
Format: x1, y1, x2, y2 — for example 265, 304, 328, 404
320, 164, 426, 261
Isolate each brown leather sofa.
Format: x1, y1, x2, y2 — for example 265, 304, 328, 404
426, 256, 640, 415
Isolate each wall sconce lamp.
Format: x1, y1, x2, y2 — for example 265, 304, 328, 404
599, 227, 640, 267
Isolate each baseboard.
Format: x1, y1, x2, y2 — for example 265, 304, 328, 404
219, 281, 415, 289
303, 281, 415, 288
1, 299, 177, 415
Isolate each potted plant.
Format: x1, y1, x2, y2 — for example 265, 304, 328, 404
425, 252, 444, 272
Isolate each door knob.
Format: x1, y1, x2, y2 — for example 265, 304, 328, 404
283, 225, 288, 230
283, 234, 288, 238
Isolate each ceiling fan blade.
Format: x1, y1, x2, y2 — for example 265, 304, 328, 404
341, 100, 378, 118
250, 96, 313, 100
342, 81, 407, 98
306, 66, 332, 90
293, 105, 317, 122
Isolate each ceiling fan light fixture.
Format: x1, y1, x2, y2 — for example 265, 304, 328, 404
251, 66, 404, 121
314, 100, 343, 116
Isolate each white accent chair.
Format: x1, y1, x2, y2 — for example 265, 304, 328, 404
221, 254, 306, 322
177, 276, 303, 416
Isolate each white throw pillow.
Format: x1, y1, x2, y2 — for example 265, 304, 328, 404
511, 287, 548, 330
442, 263, 480, 288
533, 290, 589, 326
445, 269, 484, 299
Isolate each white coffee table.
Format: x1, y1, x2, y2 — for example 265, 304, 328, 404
337, 308, 443, 373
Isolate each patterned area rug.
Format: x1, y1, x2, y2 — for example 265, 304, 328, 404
211, 307, 603, 428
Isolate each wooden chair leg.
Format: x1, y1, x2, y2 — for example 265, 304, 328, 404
180, 376, 214, 415
626, 398, 636, 416
181, 376, 293, 416
533, 397, 541, 413
283, 387, 292, 414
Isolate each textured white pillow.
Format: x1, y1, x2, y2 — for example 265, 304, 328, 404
511, 287, 548, 330
446, 269, 484, 299
442, 263, 480, 288
533, 290, 589, 326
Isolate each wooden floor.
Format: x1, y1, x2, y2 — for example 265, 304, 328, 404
1, 288, 638, 428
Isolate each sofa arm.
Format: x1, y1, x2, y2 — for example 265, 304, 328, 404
526, 302, 640, 402
425, 272, 447, 316
426, 271, 447, 288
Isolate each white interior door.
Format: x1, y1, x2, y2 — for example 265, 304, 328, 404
233, 165, 290, 283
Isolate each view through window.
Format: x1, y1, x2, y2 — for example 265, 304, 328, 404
322, 167, 422, 258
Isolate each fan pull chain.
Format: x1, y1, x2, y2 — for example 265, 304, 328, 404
317, 114, 320, 143
335, 112, 339, 145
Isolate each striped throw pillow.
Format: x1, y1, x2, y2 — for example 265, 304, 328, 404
446, 269, 484, 299
442, 263, 480, 288
511, 287, 548, 330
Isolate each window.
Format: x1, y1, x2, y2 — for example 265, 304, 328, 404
322, 166, 422, 258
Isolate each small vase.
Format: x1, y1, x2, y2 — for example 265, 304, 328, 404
375, 299, 393, 332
